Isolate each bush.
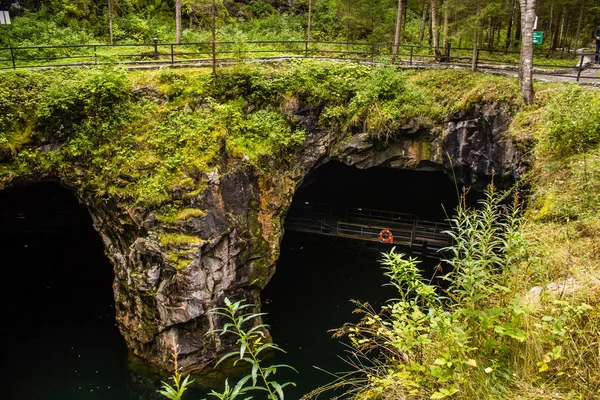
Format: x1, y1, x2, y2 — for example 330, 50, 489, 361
0, 11, 94, 48
538, 86, 600, 158
36, 68, 132, 144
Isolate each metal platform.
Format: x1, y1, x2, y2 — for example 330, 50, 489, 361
285, 203, 452, 258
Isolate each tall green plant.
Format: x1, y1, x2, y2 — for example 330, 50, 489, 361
210, 298, 296, 400
158, 297, 295, 400
158, 344, 195, 400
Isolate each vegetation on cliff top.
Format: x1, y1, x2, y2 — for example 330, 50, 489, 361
0, 61, 521, 210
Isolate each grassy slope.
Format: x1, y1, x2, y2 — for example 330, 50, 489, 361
1, 62, 600, 398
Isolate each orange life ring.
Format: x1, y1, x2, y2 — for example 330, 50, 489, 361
379, 229, 394, 243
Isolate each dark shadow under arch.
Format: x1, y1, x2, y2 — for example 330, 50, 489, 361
0, 182, 133, 399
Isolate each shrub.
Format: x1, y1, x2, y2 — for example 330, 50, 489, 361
537, 86, 600, 158
36, 68, 132, 144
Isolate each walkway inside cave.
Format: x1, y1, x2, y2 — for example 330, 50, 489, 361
261, 162, 481, 398
0, 183, 135, 399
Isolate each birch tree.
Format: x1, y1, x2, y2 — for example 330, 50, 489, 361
519, 0, 536, 104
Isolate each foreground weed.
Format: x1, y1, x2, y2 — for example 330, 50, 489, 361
158, 297, 295, 400
210, 298, 296, 400
158, 344, 195, 400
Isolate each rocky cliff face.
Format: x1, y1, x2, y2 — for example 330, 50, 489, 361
1, 101, 526, 373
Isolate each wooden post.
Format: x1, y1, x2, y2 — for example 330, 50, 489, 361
576, 53, 584, 82
371, 43, 375, 64
10, 45, 15, 70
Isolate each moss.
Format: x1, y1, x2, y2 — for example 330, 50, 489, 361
168, 249, 196, 270
245, 199, 273, 288
156, 207, 206, 224
158, 232, 204, 248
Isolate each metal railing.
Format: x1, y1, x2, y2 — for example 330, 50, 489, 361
0, 39, 598, 82
285, 203, 452, 257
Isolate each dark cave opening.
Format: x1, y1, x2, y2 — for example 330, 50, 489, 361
0, 182, 131, 400
261, 162, 483, 397
291, 161, 480, 220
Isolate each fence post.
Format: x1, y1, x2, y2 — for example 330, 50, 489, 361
475, 49, 480, 70
371, 43, 375, 65
410, 46, 413, 65
153, 37, 159, 59
446, 42, 451, 63
170, 44, 174, 64
94, 45, 97, 65
576, 53, 585, 82
10, 45, 15, 70
305, 40, 309, 58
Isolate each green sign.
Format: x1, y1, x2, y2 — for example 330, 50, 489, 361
533, 31, 544, 45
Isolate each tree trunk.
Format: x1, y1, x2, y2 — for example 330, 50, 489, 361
307, 0, 312, 42
211, 0, 216, 78
515, 8, 521, 45
419, 3, 428, 43
519, 0, 536, 105
393, 0, 404, 60
108, 0, 113, 45
403, 0, 408, 38
443, 0, 449, 51
428, 10, 433, 45
496, 20, 502, 48
574, 1, 583, 51
487, 17, 493, 49
551, 6, 563, 51
472, 0, 481, 71
560, 12, 568, 51
346, 0, 351, 50
506, 0, 515, 49
546, 2, 553, 51
431, 0, 439, 59
175, 0, 181, 44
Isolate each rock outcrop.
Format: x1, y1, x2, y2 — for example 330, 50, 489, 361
0, 101, 526, 373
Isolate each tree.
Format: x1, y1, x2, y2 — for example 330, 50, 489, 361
519, 0, 536, 104
472, 0, 481, 71
108, 0, 114, 44
176, 0, 181, 43
431, 0, 440, 59
393, 0, 404, 61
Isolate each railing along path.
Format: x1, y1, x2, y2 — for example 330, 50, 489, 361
0, 39, 599, 82
285, 203, 451, 259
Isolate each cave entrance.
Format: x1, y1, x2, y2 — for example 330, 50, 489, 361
0, 182, 131, 399
261, 161, 480, 398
